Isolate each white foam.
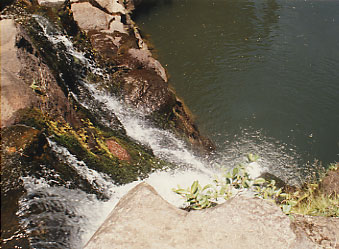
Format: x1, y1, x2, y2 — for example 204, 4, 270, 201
82, 83, 215, 176
33, 15, 103, 75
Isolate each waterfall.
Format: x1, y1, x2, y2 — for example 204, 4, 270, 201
17, 140, 215, 248
12, 14, 267, 249
80, 83, 216, 176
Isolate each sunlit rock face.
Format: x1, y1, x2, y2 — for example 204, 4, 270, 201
85, 183, 319, 249
0, 19, 38, 127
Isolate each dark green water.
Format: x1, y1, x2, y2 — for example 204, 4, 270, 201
135, 0, 339, 170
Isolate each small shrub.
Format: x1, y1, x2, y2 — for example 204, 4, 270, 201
172, 156, 339, 217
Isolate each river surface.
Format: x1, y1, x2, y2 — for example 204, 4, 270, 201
134, 0, 339, 171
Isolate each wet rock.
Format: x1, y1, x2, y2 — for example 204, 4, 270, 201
1, 19, 38, 127
171, 100, 215, 151
259, 172, 291, 189
85, 183, 317, 249
13, 22, 82, 128
128, 48, 167, 82
37, 0, 65, 7
88, 31, 120, 62
71, 0, 213, 152
121, 69, 176, 113
319, 167, 339, 196
1, 125, 105, 248
106, 139, 132, 162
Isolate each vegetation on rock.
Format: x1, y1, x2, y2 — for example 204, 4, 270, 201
173, 157, 338, 217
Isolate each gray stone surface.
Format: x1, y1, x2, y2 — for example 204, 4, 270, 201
1, 19, 37, 127
85, 183, 318, 249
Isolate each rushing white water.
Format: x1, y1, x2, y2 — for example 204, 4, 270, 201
33, 15, 104, 76
18, 141, 216, 248
81, 83, 218, 176
18, 16, 268, 248
31, 14, 265, 181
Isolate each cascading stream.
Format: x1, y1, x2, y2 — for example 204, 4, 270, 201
13, 12, 271, 249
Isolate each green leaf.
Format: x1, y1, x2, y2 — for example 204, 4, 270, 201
247, 153, 259, 162
254, 178, 266, 185
232, 167, 239, 177
191, 181, 199, 194
202, 184, 212, 191
244, 180, 251, 188
224, 172, 232, 179
172, 188, 188, 195
279, 193, 289, 198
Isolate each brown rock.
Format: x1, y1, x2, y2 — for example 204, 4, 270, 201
1, 19, 38, 127
320, 167, 339, 196
108, 15, 127, 34
71, 2, 127, 33
94, 0, 126, 14
106, 139, 131, 162
121, 69, 175, 113
128, 48, 167, 82
2, 125, 40, 155
12, 24, 81, 128
88, 31, 120, 61
172, 100, 215, 151
291, 214, 339, 249
85, 183, 317, 249
71, 2, 113, 31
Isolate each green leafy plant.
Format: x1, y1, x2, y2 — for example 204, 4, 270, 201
172, 162, 269, 211
173, 181, 215, 210
172, 158, 339, 217
247, 153, 260, 162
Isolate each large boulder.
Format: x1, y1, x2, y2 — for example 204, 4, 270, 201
121, 69, 175, 113
0, 19, 38, 127
71, 2, 115, 31
85, 183, 322, 249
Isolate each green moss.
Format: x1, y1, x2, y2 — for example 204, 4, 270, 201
15, 108, 48, 130
12, 106, 168, 184
52, 132, 167, 185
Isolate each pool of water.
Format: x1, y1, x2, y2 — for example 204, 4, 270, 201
134, 0, 339, 169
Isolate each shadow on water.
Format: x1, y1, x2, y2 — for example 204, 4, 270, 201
132, 0, 173, 19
